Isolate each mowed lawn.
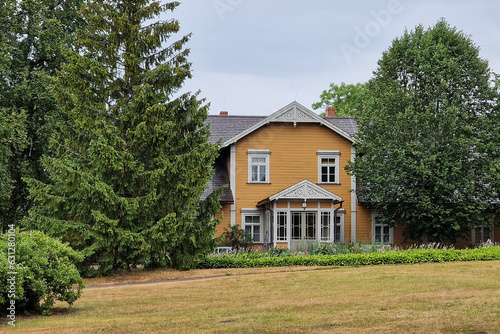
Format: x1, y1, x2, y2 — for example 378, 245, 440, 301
5, 261, 500, 334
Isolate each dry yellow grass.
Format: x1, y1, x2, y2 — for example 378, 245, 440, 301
4, 261, 500, 333
83, 265, 331, 287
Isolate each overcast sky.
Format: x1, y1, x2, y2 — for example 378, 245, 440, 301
170, 0, 500, 115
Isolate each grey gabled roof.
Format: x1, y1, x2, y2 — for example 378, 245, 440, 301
201, 156, 233, 203
222, 102, 355, 146
206, 115, 265, 144
206, 115, 358, 143
325, 117, 359, 136
205, 101, 359, 146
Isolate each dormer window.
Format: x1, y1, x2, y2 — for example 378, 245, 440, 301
248, 150, 270, 183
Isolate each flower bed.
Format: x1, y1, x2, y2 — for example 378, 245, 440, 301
197, 244, 500, 269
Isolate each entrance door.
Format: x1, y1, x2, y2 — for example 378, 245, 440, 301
290, 211, 317, 250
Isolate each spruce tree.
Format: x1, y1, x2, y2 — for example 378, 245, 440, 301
26, 1, 221, 273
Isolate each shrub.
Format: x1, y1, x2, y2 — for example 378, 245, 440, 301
311, 244, 338, 255
266, 248, 293, 257
0, 230, 84, 315
219, 225, 253, 252
310, 243, 392, 255
196, 246, 500, 269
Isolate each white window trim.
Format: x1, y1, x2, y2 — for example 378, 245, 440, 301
317, 151, 340, 184
290, 211, 318, 241
372, 214, 394, 245
334, 210, 345, 243
276, 210, 288, 242
273, 207, 345, 246
247, 150, 270, 184
241, 209, 264, 243
319, 210, 344, 243
471, 224, 494, 245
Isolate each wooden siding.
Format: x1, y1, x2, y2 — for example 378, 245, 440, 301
356, 205, 372, 243
213, 119, 499, 248
214, 203, 231, 238
230, 122, 372, 242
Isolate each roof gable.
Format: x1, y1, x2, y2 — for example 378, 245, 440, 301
222, 101, 355, 147
263, 179, 343, 203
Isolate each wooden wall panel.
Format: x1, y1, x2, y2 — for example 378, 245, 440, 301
356, 205, 372, 243
232, 122, 364, 242
214, 203, 231, 238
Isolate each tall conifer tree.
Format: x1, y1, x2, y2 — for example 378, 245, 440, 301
26, 1, 221, 273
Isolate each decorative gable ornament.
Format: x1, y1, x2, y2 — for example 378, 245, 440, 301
222, 101, 354, 147
273, 105, 317, 123
267, 179, 343, 202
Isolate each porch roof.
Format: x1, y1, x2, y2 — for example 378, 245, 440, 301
257, 179, 343, 206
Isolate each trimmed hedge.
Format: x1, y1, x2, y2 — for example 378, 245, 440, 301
196, 246, 500, 269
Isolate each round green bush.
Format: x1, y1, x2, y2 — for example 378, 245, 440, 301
0, 229, 85, 315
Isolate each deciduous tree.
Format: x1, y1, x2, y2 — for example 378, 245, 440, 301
312, 82, 367, 117
0, 0, 84, 231
349, 20, 500, 243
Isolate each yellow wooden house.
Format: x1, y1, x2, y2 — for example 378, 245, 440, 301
204, 101, 498, 250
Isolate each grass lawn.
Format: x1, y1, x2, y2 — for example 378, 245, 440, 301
4, 261, 500, 333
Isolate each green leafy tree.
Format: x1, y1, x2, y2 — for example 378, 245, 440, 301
25, 0, 222, 273
0, 0, 23, 231
486, 74, 500, 215
0, 0, 84, 231
312, 82, 367, 117
349, 20, 500, 243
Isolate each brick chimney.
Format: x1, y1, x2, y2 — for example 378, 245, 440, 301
325, 107, 336, 118
219, 111, 228, 116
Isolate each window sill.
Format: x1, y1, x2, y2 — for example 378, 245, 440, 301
317, 182, 341, 185
247, 182, 271, 185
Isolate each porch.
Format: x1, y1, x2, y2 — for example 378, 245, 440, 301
249, 180, 345, 250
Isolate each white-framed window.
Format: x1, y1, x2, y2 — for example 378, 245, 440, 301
243, 214, 262, 243
472, 225, 493, 245
291, 212, 302, 240
320, 212, 331, 242
248, 150, 270, 183
317, 151, 340, 184
320, 211, 344, 242
277, 211, 287, 241
291, 212, 316, 241
372, 215, 393, 244
334, 215, 342, 242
